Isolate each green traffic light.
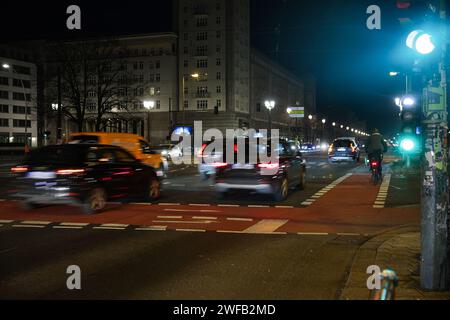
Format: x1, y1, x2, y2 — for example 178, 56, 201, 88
400, 138, 415, 152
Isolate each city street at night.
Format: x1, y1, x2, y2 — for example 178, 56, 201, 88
1, 0, 450, 308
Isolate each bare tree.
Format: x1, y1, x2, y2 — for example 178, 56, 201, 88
45, 39, 138, 132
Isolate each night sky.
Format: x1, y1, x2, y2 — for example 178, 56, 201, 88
0, 0, 409, 137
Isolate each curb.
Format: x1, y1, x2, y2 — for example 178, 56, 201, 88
339, 225, 420, 300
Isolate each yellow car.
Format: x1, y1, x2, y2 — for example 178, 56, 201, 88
68, 132, 166, 177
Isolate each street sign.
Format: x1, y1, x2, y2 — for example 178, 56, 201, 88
288, 107, 305, 118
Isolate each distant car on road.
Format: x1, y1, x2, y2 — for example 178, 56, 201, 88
215, 140, 306, 201
300, 143, 317, 152
148, 143, 183, 161
10, 144, 161, 214
328, 137, 360, 163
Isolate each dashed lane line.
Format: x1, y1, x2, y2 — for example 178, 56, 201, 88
157, 215, 183, 219
12, 224, 45, 228
176, 229, 206, 233
21, 221, 51, 225
301, 173, 353, 207
152, 220, 217, 224
192, 216, 218, 220
0, 220, 14, 224
53, 226, 84, 230
226, 217, 253, 222
373, 174, 391, 209
163, 208, 220, 213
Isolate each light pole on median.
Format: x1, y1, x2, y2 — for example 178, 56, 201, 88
265, 100, 275, 139
143, 100, 155, 142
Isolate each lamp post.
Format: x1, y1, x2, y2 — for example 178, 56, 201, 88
264, 100, 275, 138
321, 118, 326, 143
2, 63, 30, 147
143, 100, 155, 142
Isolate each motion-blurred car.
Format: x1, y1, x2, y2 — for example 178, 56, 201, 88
197, 140, 226, 179
69, 132, 166, 177
10, 144, 161, 214
215, 140, 306, 201
328, 138, 360, 163
147, 143, 183, 161
300, 143, 317, 152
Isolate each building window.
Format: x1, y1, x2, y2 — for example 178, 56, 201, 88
216, 45, 221, 53
216, 100, 221, 108
149, 61, 154, 69
216, 72, 221, 80
13, 119, 31, 128
216, 58, 221, 66
0, 118, 8, 127
133, 62, 138, 70
184, 86, 188, 94
156, 100, 161, 109
216, 86, 221, 93
197, 59, 208, 68
196, 45, 208, 56
216, 16, 221, 24
0, 104, 8, 113
149, 74, 154, 82
88, 90, 96, 98
12, 65, 30, 75
156, 60, 160, 69
196, 32, 208, 41
256, 103, 261, 112
12, 79, 31, 88
184, 33, 188, 41
197, 86, 208, 95
216, 31, 221, 39
197, 100, 208, 109
139, 87, 144, 96
184, 60, 188, 68
183, 47, 188, 54
139, 74, 144, 83
139, 61, 144, 70
0, 77, 8, 86
196, 17, 208, 27
12, 92, 31, 101
0, 90, 8, 99
156, 74, 160, 82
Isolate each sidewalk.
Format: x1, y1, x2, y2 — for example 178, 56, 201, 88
340, 225, 450, 300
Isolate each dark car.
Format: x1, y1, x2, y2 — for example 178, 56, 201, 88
214, 141, 306, 201
10, 144, 161, 214
328, 138, 360, 163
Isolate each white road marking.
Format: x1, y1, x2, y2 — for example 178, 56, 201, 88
100, 223, 129, 228
301, 201, 314, 206
163, 209, 220, 213
130, 202, 153, 205
188, 203, 211, 207
157, 215, 183, 219
373, 174, 391, 209
158, 203, 181, 206
226, 217, 253, 221
59, 222, 89, 227
192, 216, 218, 220
153, 220, 216, 224
135, 226, 167, 231
218, 204, 239, 207
337, 233, 361, 236
0, 220, 14, 224
53, 226, 83, 230
248, 205, 269, 208
21, 221, 51, 225
275, 206, 294, 209
297, 232, 329, 236
242, 219, 288, 233
93, 226, 125, 230
176, 229, 206, 232
12, 224, 45, 228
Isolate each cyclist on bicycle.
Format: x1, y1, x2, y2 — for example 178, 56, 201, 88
366, 128, 388, 172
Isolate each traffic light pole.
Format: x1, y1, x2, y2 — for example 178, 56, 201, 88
420, 0, 448, 291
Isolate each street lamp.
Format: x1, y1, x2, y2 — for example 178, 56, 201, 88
332, 122, 336, 127
286, 107, 292, 114
143, 100, 155, 141
321, 119, 326, 124
2, 63, 30, 147
265, 100, 275, 137
308, 114, 313, 120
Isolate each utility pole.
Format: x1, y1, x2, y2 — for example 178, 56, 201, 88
420, 0, 448, 290
56, 66, 62, 144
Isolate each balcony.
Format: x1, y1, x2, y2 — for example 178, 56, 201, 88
195, 92, 211, 98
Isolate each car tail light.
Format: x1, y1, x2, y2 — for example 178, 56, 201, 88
212, 162, 228, 168
351, 146, 357, 153
371, 161, 379, 167
56, 169, 86, 175
11, 166, 28, 173
328, 145, 334, 153
258, 163, 279, 169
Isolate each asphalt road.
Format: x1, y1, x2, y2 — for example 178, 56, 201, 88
0, 227, 365, 299
0, 151, 421, 299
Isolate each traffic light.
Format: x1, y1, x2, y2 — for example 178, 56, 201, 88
398, 94, 421, 153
